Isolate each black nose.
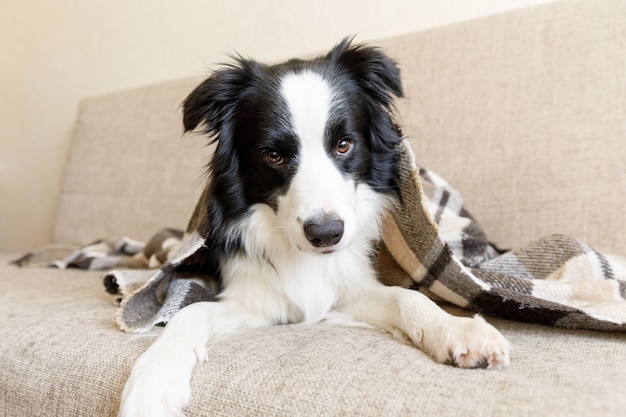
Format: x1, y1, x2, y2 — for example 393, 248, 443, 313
303, 218, 344, 248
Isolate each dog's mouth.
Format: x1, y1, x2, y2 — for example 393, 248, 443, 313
294, 244, 338, 255
293, 241, 344, 255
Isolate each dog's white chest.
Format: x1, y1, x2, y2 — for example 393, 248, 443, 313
280, 263, 340, 323
219, 252, 346, 325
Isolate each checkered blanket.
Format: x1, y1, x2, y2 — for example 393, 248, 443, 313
14, 141, 626, 332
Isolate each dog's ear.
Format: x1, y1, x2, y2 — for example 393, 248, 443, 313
182, 58, 260, 136
327, 38, 403, 108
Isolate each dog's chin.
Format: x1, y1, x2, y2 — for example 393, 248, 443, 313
292, 238, 351, 255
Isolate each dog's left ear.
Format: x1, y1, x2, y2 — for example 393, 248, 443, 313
182, 58, 261, 138
327, 38, 403, 108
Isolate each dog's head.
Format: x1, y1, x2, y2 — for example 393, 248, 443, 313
183, 38, 403, 254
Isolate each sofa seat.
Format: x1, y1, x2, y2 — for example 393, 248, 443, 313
2, 253, 625, 416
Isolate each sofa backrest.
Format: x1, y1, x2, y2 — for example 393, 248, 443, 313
53, 77, 211, 244
378, 0, 625, 253
55, 0, 625, 254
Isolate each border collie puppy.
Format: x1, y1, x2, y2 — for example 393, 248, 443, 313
119, 39, 509, 417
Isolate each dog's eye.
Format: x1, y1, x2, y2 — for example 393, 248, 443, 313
336, 139, 352, 155
263, 150, 285, 165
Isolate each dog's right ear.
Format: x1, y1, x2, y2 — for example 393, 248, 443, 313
182, 58, 260, 136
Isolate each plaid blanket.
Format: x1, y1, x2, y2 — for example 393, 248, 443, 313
15, 141, 626, 332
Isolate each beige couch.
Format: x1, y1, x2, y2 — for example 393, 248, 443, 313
2, 1, 625, 416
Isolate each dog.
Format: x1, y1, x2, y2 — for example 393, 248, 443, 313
119, 39, 510, 417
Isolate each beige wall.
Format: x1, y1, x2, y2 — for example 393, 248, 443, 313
0, 0, 558, 252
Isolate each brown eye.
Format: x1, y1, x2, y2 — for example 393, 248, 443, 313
336, 139, 352, 155
264, 150, 284, 165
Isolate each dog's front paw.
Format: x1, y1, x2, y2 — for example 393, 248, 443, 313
447, 315, 510, 369
423, 314, 510, 370
118, 344, 200, 417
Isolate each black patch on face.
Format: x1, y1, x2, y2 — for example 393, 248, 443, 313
316, 41, 405, 194
229, 83, 301, 212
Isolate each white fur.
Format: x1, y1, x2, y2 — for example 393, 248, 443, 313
118, 72, 510, 417
278, 71, 358, 253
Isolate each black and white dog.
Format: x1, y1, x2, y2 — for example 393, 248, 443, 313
119, 39, 510, 417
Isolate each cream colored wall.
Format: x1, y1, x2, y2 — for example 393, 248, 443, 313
0, 0, 559, 252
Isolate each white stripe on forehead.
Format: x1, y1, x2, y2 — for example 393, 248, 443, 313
280, 71, 334, 148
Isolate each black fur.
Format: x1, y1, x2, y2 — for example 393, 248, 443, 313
182, 38, 404, 274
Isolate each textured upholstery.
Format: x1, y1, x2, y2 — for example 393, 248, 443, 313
53, 77, 208, 244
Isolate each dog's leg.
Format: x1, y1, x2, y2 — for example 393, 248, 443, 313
343, 284, 510, 369
118, 301, 269, 417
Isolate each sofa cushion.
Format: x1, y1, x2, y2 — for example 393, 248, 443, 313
1, 254, 625, 417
